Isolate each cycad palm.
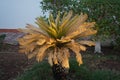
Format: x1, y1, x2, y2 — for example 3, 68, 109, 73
18, 11, 97, 80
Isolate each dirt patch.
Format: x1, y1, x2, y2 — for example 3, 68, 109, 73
0, 44, 35, 80
84, 46, 120, 72
100, 60, 120, 71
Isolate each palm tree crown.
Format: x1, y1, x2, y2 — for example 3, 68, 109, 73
18, 11, 97, 69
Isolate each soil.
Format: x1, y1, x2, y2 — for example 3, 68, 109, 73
0, 44, 35, 80
0, 44, 120, 80
85, 46, 120, 71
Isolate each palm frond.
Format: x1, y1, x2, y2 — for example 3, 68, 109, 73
49, 13, 55, 24
76, 53, 83, 65
18, 38, 36, 46
61, 48, 70, 68
48, 26, 58, 38
55, 11, 60, 27
66, 41, 83, 65
81, 22, 96, 28
79, 40, 95, 46
27, 48, 39, 59
36, 44, 53, 62
48, 50, 54, 66
60, 11, 73, 30
66, 13, 88, 34
60, 14, 79, 35
22, 33, 41, 39
26, 24, 43, 33
65, 26, 87, 39
18, 28, 34, 34
78, 29, 97, 37
36, 17, 50, 33
79, 45, 86, 51
19, 42, 37, 54
36, 39, 46, 45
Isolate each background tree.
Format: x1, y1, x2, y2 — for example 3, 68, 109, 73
40, 0, 120, 52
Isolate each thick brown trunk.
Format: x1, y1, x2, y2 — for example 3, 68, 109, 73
52, 63, 69, 80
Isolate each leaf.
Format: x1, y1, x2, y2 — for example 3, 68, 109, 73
52, 48, 58, 64
65, 26, 87, 39
79, 41, 95, 46
78, 29, 97, 37
78, 13, 88, 25
61, 11, 73, 25
56, 38, 71, 43
66, 41, 83, 65
56, 48, 63, 63
81, 22, 96, 28
36, 39, 46, 45
76, 53, 83, 65
48, 26, 58, 38
48, 50, 54, 66
66, 13, 88, 34
61, 48, 70, 68
79, 45, 86, 51
23, 34, 40, 39
26, 24, 43, 33
51, 22, 57, 30
36, 17, 50, 33
17, 28, 34, 34
18, 38, 35, 46
67, 42, 80, 55
55, 11, 60, 27
27, 49, 39, 59
19, 43, 37, 54
28, 43, 37, 52
60, 11, 73, 30
18, 49, 26, 53
46, 38, 56, 45
60, 14, 79, 35
49, 13, 55, 23
36, 44, 53, 62
18, 33, 48, 46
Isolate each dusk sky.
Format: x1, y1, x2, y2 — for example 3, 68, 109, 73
0, 0, 46, 29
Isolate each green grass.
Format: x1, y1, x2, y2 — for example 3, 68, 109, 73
69, 58, 120, 80
16, 54, 120, 80
16, 61, 54, 80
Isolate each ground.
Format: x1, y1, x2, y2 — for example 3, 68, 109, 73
0, 44, 120, 80
0, 44, 35, 80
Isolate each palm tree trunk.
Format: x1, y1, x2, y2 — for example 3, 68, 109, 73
52, 63, 69, 80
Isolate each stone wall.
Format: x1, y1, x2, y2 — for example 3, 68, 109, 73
0, 32, 24, 45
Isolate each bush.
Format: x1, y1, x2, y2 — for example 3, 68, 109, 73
0, 34, 6, 43
0, 34, 6, 49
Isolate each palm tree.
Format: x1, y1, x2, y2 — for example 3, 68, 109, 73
18, 11, 97, 80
